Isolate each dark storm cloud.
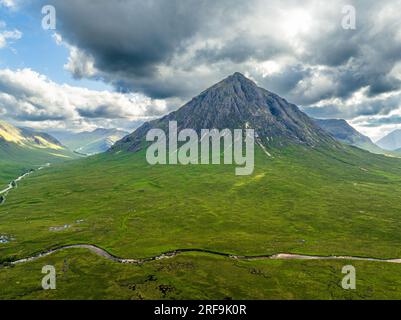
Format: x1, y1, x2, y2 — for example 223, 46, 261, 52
76, 105, 122, 119
38, 0, 252, 99
303, 93, 401, 120
51, 0, 207, 74
31, 0, 401, 118
194, 34, 289, 65
256, 65, 312, 98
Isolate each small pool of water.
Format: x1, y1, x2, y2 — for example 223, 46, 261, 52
0, 235, 14, 244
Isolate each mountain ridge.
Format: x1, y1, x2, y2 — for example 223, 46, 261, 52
313, 118, 386, 155
376, 129, 401, 151
112, 72, 338, 153
0, 119, 77, 186
0, 120, 65, 151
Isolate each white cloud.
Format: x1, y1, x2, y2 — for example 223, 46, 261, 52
52, 32, 97, 79
0, 0, 15, 7
64, 46, 97, 79
5, 0, 400, 139
0, 29, 21, 49
0, 0, 19, 9
52, 33, 63, 45
0, 68, 169, 131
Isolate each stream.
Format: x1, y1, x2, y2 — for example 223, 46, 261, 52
0, 163, 50, 204
2, 163, 401, 266
8, 244, 401, 266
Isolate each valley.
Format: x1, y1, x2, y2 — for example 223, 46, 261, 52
0, 121, 77, 189
2, 142, 401, 299
2, 74, 401, 299
3, 0, 401, 303
0, 163, 50, 205
51, 128, 129, 155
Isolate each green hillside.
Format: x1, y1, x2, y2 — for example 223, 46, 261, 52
2, 143, 401, 299
3, 73, 401, 299
313, 118, 389, 155
0, 120, 78, 188
0, 142, 76, 185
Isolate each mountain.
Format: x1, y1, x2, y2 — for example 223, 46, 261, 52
0, 120, 77, 186
52, 128, 128, 155
0, 121, 65, 150
5, 73, 401, 299
112, 72, 337, 152
376, 129, 401, 151
313, 118, 386, 154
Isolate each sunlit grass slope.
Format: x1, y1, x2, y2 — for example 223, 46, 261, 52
2, 143, 401, 299
2, 144, 401, 261
0, 139, 77, 188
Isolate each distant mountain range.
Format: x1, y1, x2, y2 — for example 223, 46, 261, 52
112, 72, 337, 152
313, 118, 387, 155
52, 128, 128, 155
376, 130, 401, 151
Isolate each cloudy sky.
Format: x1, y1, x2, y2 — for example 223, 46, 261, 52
1, 0, 401, 140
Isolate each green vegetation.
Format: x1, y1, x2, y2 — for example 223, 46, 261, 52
0, 119, 78, 188
3, 144, 401, 259
2, 249, 401, 299
2, 143, 401, 299
0, 139, 77, 188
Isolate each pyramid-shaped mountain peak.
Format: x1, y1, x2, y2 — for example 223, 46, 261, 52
112, 73, 337, 152
226, 72, 252, 82
209, 72, 263, 95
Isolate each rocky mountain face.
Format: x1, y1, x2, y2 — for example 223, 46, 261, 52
314, 119, 385, 154
112, 72, 337, 152
376, 129, 401, 151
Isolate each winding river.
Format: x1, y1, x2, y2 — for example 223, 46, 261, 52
9, 244, 401, 266
2, 163, 401, 266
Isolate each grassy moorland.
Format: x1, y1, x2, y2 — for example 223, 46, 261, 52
3, 249, 401, 300
2, 144, 401, 298
0, 142, 77, 189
